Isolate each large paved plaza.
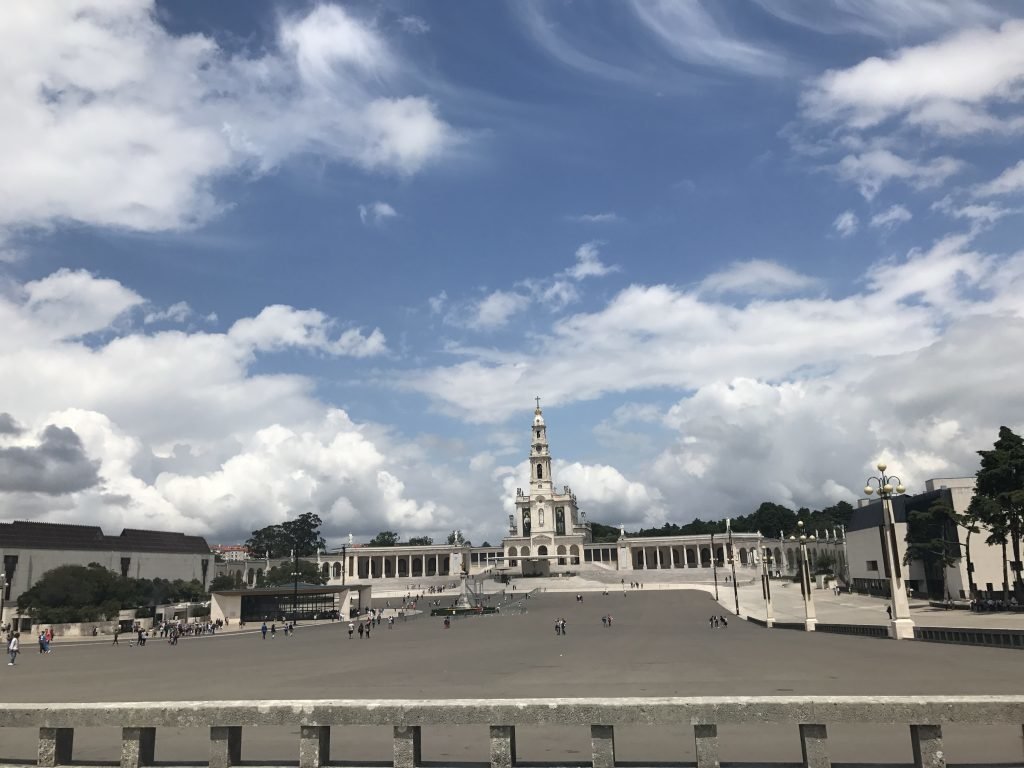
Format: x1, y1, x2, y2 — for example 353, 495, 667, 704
3, 590, 1023, 764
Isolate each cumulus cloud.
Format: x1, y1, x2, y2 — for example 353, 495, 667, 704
0, 1, 456, 235
358, 201, 398, 225
0, 270, 455, 542
870, 204, 913, 230
832, 210, 859, 237
0, 424, 100, 495
700, 259, 820, 297
564, 242, 617, 280
803, 21, 1024, 137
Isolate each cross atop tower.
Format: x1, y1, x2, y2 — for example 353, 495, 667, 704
535, 395, 541, 410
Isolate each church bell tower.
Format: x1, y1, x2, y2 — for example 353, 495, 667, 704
530, 397, 553, 494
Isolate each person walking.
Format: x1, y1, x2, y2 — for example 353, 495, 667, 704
112, 629, 119, 646
358, 623, 364, 639
7, 632, 19, 665
348, 622, 355, 639
261, 622, 267, 639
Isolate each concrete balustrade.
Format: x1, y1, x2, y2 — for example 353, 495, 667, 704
5, 696, 1024, 768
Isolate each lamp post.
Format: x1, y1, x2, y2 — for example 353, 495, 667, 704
0, 573, 5, 631
760, 540, 774, 628
710, 532, 719, 601
789, 521, 817, 631
290, 548, 300, 625
864, 462, 914, 639
727, 518, 740, 615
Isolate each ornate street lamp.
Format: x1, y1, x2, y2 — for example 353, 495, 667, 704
789, 521, 817, 631
710, 532, 719, 601
727, 518, 740, 615
864, 462, 915, 639
760, 540, 774, 628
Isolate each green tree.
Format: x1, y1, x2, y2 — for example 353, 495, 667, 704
904, 500, 961, 600
447, 530, 471, 546
589, 522, 620, 543
282, 512, 327, 556
209, 573, 243, 592
260, 559, 327, 587
976, 427, 1024, 598
407, 536, 433, 546
245, 524, 291, 559
368, 530, 400, 547
245, 512, 326, 558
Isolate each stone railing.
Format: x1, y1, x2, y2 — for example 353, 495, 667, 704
3, 696, 1023, 768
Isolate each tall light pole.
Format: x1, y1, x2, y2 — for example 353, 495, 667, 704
291, 548, 300, 625
727, 518, 740, 615
0, 573, 6, 631
760, 539, 774, 628
710, 532, 719, 601
864, 462, 914, 639
789, 521, 817, 631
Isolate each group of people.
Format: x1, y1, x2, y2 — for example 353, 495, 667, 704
970, 596, 1020, 612
554, 617, 568, 635
708, 614, 729, 628
600, 614, 614, 627
37, 628, 55, 654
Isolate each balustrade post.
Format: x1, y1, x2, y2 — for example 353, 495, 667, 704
299, 725, 331, 768
590, 724, 615, 768
38, 727, 74, 767
489, 725, 517, 768
693, 724, 719, 768
210, 726, 242, 768
393, 725, 422, 768
120, 726, 156, 768
910, 724, 945, 768
798, 724, 829, 768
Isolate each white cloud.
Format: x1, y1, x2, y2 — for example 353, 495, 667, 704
752, 0, 1002, 39
428, 291, 447, 315
464, 290, 524, 331
836, 150, 962, 200
358, 201, 399, 225
832, 210, 859, 238
869, 204, 912, 230
228, 305, 387, 358
567, 212, 620, 223
564, 242, 617, 280
975, 159, 1024, 197
447, 243, 618, 331
397, 16, 430, 35
700, 259, 820, 297
625, 0, 787, 77
0, 270, 448, 542
143, 301, 193, 325
803, 21, 1024, 137
0, 1, 456, 235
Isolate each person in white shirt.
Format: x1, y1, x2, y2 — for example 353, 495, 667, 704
7, 632, 20, 666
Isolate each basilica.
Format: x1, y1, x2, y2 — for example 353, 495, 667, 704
503, 400, 592, 575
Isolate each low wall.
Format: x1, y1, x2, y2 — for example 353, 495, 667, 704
5, 695, 1018, 768
915, 625, 1024, 649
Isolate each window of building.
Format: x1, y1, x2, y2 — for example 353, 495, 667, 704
537, 464, 543, 479
866, 560, 879, 572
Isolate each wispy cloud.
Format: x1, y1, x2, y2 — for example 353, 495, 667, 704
974, 160, 1024, 197
832, 210, 859, 238
397, 16, 429, 35
700, 259, 820, 297
358, 201, 398, 226
869, 205, 912, 230
567, 212, 620, 223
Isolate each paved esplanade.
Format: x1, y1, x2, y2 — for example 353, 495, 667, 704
4, 592, 1023, 764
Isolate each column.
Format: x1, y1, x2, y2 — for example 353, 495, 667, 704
590, 725, 615, 768
299, 726, 330, 768
38, 728, 74, 767
393, 726, 422, 768
641, 548, 647, 570
693, 724, 719, 768
210, 727, 242, 768
657, 548, 663, 569
490, 725, 517, 768
799, 724, 829, 768
121, 727, 156, 768
910, 725, 944, 768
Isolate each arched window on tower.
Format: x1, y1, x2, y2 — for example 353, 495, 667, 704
537, 464, 543, 479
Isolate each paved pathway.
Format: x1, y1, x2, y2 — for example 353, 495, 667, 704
3, 591, 1023, 765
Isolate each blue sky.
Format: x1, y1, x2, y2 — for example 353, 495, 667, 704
2, 1, 1024, 546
